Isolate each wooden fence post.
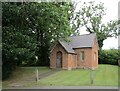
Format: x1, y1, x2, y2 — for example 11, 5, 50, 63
118, 58, 120, 66
36, 68, 39, 82
90, 69, 94, 84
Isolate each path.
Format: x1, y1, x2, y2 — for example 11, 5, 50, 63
3, 69, 61, 88
38, 69, 61, 80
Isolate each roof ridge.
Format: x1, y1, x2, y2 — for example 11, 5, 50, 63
57, 33, 97, 53
70, 33, 96, 37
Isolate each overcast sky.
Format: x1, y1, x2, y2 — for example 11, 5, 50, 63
76, 0, 119, 49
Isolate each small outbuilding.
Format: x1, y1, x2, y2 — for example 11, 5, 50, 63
50, 33, 99, 70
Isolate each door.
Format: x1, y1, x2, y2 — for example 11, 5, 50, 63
56, 51, 62, 68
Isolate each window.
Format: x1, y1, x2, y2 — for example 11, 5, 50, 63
94, 52, 96, 61
81, 51, 84, 61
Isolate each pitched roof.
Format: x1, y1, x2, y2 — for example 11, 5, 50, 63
58, 33, 97, 53
59, 40, 76, 54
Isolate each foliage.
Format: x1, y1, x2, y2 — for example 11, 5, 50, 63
71, 1, 118, 49
98, 49, 119, 65
2, 3, 38, 79
2, 2, 74, 80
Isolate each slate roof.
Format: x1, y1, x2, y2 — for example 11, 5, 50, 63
59, 40, 76, 54
58, 33, 97, 54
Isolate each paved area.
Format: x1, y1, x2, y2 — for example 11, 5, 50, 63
3, 86, 119, 89
32, 86, 119, 89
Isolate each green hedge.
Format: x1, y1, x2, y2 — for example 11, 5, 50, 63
98, 49, 119, 65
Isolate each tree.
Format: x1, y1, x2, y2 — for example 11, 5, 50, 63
2, 2, 74, 80
72, 1, 118, 49
2, 2, 38, 79
28, 2, 74, 66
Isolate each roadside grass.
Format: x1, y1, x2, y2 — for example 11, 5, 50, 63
2, 66, 50, 88
2, 64, 119, 88
93, 65, 118, 86
26, 65, 118, 87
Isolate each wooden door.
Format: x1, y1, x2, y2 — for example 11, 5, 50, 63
56, 51, 62, 68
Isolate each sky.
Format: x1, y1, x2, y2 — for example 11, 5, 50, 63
75, 0, 119, 49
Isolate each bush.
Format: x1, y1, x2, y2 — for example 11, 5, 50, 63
98, 49, 119, 65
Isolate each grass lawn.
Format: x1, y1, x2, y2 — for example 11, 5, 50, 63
2, 66, 51, 88
26, 64, 118, 87
2, 64, 119, 88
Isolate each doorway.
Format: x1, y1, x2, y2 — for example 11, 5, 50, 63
56, 51, 62, 68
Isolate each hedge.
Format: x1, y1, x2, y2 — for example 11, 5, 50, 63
98, 49, 119, 65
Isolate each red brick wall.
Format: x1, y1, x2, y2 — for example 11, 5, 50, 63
68, 54, 77, 69
73, 38, 98, 69
50, 38, 98, 70
50, 43, 77, 70
74, 48, 92, 69
91, 38, 98, 69
50, 43, 68, 69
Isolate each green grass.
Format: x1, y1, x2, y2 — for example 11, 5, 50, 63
2, 65, 119, 88
27, 65, 118, 87
2, 66, 51, 88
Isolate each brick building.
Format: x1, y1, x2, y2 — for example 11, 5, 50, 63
50, 33, 99, 70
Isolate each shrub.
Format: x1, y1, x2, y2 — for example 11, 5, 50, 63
98, 49, 119, 65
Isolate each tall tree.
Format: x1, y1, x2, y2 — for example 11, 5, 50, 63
2, 2, 74, 79
71, 1, 118, 49
2, 2, 38, 79
28, 2, 74, 66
